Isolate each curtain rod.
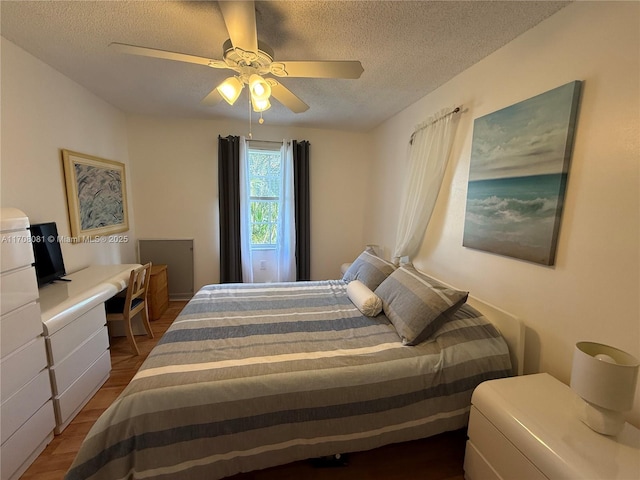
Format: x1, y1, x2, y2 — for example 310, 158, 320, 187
247, 139, 290, 145
217, 136, 291, 146
410, 107, 461, 145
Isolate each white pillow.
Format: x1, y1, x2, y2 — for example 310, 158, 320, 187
347, 280, 382, 317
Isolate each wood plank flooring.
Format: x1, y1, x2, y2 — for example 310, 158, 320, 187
19, 301, 187, 480
20, 301, 467, 480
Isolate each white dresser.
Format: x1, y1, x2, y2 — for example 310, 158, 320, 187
464, 373, 640, 480
0, 208, 56, 480
39, 263, 139, 433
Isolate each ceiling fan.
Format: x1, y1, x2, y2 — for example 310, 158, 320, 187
110, 1, 364, 114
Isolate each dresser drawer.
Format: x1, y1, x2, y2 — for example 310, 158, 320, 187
149, 264, 169, 320
149, 288, 169, 320
50, 326, 109, 395
0, 232, 35, 273
0, 266, 39, 316
0, 336, 48, 403
467, 406, 547, 480
0, 301, 43, 359
464, 440, 501, 480
47, 304, 106, 364
0, 400, 55, 480
54, 349, 111, 432
1, 369, 52, 444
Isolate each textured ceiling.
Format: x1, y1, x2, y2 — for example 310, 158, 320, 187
1, 1, 570, 132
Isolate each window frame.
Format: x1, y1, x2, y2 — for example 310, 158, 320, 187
246, 143, 284, 250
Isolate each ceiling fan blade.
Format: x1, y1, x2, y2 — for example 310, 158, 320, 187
218, 1, 258, 54
201, 88, 223, 106
270, 61, 364, 79
110, 42, 227, 69
267, 79, 309, 114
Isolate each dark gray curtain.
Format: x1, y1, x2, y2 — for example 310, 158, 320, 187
218, 135, 242, 283
293, 140, 311, 281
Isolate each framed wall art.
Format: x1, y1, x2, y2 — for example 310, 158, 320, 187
62, 149, 129, 240
463, 80, 582, 265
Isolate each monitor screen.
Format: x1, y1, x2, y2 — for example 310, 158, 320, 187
30, 222, 66, 286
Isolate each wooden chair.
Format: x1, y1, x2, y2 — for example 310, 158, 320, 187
106, 263, 154, 355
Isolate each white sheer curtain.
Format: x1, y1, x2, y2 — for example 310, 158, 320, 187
240, 138, 296, 283
278, 142, 296, 282
239, 136, 254, 282
392, 107, 460, 264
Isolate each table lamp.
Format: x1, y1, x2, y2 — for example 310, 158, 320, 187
570, 341, 639, 436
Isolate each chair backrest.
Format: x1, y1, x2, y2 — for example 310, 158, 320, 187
125, 262, 152, 311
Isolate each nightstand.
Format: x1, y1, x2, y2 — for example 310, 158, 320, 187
464, 373, 639, 480
148, 264, 169, 320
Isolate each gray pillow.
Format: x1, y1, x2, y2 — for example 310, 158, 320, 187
342, 246, 396, 291
375, 264, 468, 345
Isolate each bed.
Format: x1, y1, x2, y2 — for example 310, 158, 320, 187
65, 255, 522, 480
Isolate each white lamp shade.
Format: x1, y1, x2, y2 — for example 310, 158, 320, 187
217, 77, 243, 105
570, 342, 639, 412
251, 97, 271, 112
249, 74, 271, 102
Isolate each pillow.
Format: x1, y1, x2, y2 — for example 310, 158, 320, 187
347, 280, 382, 317
342, 246, 396, 291
375, 264, 468, 345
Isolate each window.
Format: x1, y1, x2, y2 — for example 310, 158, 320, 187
247, 146, 283, 247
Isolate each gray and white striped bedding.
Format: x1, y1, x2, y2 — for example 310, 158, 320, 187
66, 280, 511, 480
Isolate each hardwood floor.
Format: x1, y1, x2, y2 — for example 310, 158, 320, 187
20, 301, 467, 480
19, 301, 188, 480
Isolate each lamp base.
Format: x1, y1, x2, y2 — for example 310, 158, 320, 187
575, 397, 625, 436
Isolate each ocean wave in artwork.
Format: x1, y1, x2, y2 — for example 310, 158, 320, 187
463, 173, 566, 264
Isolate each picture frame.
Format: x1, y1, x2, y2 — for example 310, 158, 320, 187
462, 80, 582, 266
61, 149, 129, 240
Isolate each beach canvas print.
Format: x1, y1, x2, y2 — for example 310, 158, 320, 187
463, 81, 581, 265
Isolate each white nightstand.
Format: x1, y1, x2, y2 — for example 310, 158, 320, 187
464, 373, 640, 480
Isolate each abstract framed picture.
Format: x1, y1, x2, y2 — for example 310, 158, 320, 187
62, 149, 129, 240
463, 81, 582, 265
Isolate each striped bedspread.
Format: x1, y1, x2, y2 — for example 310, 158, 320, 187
66, 280, 511, 480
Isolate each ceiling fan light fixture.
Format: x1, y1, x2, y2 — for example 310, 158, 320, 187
111, 4, 363, 115
251, 96, 271, 112
249, 74, 271, 102
217, 76, 244, 105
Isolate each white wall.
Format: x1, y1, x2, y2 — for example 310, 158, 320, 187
367, 2, 640, 425
0, 38, 136, 271
126, 115, 371, 289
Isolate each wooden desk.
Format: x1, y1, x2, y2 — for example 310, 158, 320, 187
38, 264, 139, 433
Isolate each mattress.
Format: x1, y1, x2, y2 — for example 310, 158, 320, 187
66, 280, 511, 480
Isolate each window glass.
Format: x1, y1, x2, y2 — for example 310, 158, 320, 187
248, 147, 282, 246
